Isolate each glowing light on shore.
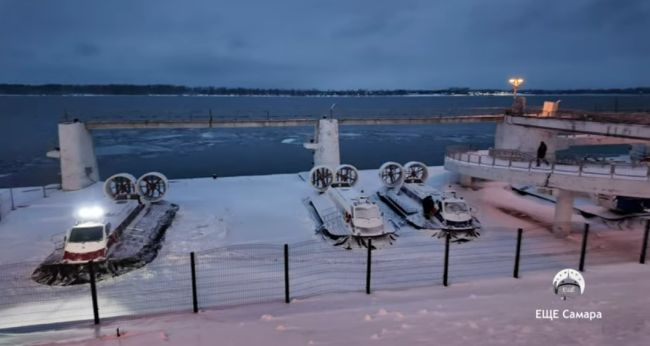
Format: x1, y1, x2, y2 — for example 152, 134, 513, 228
508, 77, 525, 97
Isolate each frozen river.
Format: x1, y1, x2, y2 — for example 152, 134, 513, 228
2, 94, 649, 187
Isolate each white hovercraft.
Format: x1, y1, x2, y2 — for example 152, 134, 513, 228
307, 164, 397, 248
376, 161, 480, 239
32, 172, 179, 285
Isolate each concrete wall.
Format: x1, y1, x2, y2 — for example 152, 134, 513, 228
559, 135, 648, 147
59, 122, 99, 191
303, 119, 341, 169
508, 115, 650, 140
494, 122, 565, 160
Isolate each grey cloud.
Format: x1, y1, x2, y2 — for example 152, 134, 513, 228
0, 0, 648, 89
74, 43, 101, 57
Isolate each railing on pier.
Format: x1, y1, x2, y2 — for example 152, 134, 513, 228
84, 114, 505, 130
520, 107, 650, 125
446, 149, 650, 182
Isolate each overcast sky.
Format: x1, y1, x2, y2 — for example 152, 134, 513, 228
0, 0, 648, 89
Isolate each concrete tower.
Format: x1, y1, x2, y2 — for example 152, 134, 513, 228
58, 121, 99, 191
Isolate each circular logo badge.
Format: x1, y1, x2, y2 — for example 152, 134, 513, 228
552, 269, 585, 300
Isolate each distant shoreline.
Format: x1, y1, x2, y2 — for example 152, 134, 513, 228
0, 93, 648, 98
0, 84, 647, 97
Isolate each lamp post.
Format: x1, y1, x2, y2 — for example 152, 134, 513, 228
508, 77, 525, 98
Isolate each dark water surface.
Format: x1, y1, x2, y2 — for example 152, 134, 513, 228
1, 95, 649, 187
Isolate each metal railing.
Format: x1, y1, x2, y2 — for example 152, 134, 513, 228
517, 107, 650, 125
0, 184, 62, 223
446, 150, 650, 181
83, 114, 504, 130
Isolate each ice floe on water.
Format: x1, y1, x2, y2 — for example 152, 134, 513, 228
96, 144, 173, 156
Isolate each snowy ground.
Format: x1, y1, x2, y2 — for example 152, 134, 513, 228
3, 167, 636, 265
0, 167, 648, 345
5, 263, 650, 346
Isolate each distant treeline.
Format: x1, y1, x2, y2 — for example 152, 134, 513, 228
0, 84, 648, 96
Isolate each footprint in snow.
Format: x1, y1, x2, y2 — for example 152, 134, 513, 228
276, 324, 298, 331
260, 314, 275, 321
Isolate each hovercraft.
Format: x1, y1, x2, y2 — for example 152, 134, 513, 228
307, 164, 398, 249
376, 161, 480, 240
31, 172, 179, 286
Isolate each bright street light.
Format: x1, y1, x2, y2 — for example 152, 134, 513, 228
508, 77, 525, 97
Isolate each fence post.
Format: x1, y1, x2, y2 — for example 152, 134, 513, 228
640, 220, 650, 264
366, 239, 372, 294
513, 228, 523, 278
42, 186, 47, 198
579, 224, 590, 272
190, 252, 198, 313
88, 261, 100, 325
284, 244, 290, 303
9, 188, 15, 210
443, 232, 450, 287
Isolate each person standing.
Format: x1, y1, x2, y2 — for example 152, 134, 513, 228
537, 141, 549, 166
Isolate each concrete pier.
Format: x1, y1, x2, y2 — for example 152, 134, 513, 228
59, 114, 501, 190
58, 110, 650, 195
507, 115, 650, 140
84, 114, 504, 130
303, 119, 341, 168
58, 122, 99, 191
445, 150, 650, 235
459, 174, 473, 188
494, 122, 565, 161
444, 151, 650, 198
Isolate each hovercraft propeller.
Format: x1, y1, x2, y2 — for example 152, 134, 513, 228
378, 162, 405, 188
104, 173, 137, 200
136, 172, 169, 203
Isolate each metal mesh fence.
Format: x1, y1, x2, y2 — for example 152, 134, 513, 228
196, 244, 284, 309
0, 223, 647, 331
519, 232, 580, 273
291, 240, 366, 298
450, 231, 517, 283
373, 241, 442, 291
0, 261, 93, 329
96, 253, 192, 320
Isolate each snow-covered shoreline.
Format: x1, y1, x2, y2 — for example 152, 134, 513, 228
0, 167, 647, 342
